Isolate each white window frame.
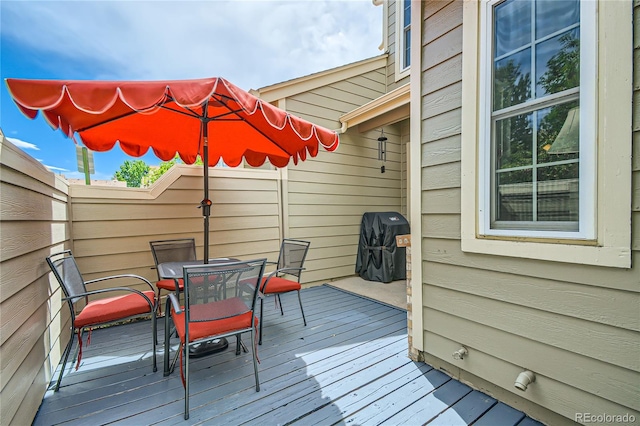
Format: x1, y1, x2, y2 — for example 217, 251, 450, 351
460, 0, 632, 268
395, 0, 411, 81
478, 0, 596, 239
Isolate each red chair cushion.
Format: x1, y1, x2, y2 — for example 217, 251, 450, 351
172, 297, 257, 344
261, 276, 301, 294
156, 276, 207, 292
74, 291, 155, 329
156, 278, 184, 291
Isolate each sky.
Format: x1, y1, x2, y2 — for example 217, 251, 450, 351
0, 0, 383, 181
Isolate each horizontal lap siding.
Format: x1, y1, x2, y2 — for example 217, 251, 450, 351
69, 166, 282, 285
0, 138, 70, 425
282, 68, 407, 284
419, 1, 640, 423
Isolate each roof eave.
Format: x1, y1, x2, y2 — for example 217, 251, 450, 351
253, 55, 388, 103
339, 82, 410, 133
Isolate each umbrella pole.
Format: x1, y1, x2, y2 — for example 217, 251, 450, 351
194, 114, 230, 356
201, 119, 211, 264
195, 129, 229, 356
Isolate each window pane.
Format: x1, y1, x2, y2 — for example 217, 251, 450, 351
536, 29, 580, 97
496, 169, 533, 221
537, 100, 580, 163
404, 29, 411, 68
535, 0, 579, 39
488, 0, 584, 233
493, 48, 532, 110
404, 0, 411, 28
494, 0, 531, 57
537, 163, 579, 222
496, 112, 533, 170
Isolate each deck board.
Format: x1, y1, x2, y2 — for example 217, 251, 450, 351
32, 285, 543, 425
297, 360, 435, 425
230, 341, 408, 425
427, 389, 496, 425
474, 402, 527, 426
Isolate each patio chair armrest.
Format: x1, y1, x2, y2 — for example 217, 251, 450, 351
63, 287, 155, 310
275, 267, 305, 276
85, 274, 155, 293
167, 293, 182, 314
263, 269, 279, 281
261, 267, 305, 289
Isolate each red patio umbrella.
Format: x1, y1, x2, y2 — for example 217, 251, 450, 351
5, 77, 339, 261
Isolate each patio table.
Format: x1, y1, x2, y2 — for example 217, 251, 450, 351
158, 258, 239, 357
157, 257, 237, 281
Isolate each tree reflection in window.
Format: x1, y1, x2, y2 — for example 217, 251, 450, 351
491, 0, 580, 227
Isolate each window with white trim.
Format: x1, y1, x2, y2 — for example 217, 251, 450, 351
401, 0, 411, 69
460, 0, 632, 268
395, 0, 411, 79
480, 0, 595, 238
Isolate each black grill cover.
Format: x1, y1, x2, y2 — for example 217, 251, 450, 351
355, 212, 410, 283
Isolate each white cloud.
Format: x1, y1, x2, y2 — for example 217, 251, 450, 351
6, 137, 40, 150
1, 1, 383, 90
1, 1, 383, 177
5, 137, 78, 173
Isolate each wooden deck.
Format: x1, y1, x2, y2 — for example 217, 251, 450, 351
33, 285, 543, 425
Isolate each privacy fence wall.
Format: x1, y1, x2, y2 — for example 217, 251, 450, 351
0, 138, 291, 424
1, 138, 71, 425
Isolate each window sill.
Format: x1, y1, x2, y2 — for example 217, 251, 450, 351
395, 67, 410, 83
461, 234, 631, 269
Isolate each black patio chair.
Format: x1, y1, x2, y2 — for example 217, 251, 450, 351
164, 258, 266, 419
259, 238, 311, 344
46, 250, 157, 392
149, 238, 197, 308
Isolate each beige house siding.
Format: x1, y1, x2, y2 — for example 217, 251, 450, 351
418, 1, 639, 425
275, 67, 407, 284
69, 165, 282, 286
0, 137, 70, 425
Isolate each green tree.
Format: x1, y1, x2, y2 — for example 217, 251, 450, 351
537, 32, 580, 163
538, 33, 579, 95
145, 156, 179, 186
114, 160, 150, 187
115, 155, 206, 188
144, 154, 206, 186
493, 59, 533, 176
493, 59, 531, 111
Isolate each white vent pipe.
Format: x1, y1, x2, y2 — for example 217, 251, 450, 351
514, 370, 536, 391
